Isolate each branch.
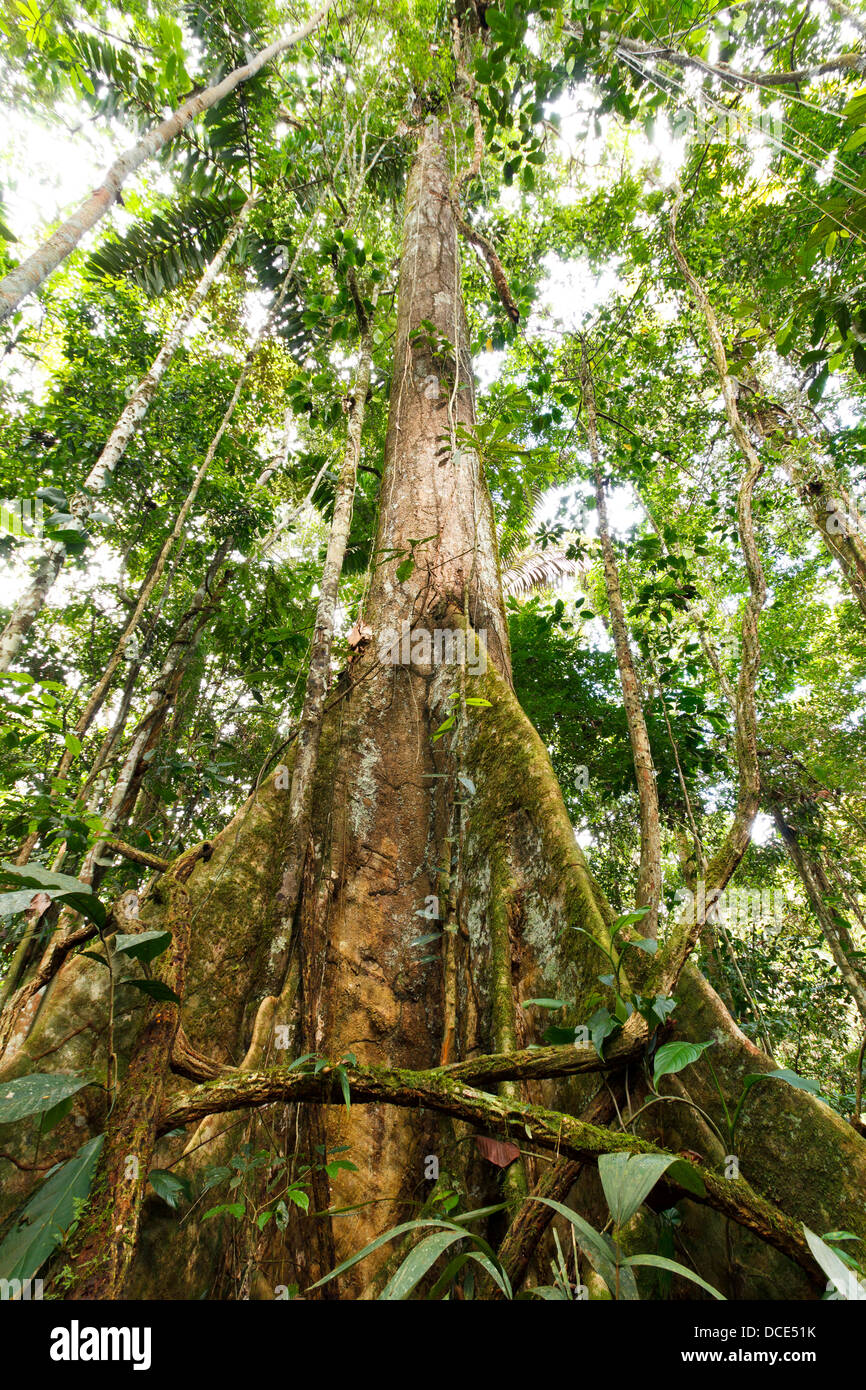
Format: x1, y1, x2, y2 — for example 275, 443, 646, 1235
103, 838, 171, 871
609, 29, 866, 88
449, 95, 520, 324
157, 1057, 822, 1283
0, 2, 337, 321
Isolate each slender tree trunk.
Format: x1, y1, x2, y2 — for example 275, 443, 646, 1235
771, 808, 866, 1024
0, 3, 334, 322
581, 347, 661, 936
0, 543, 66, 672
667, 190, 766, 892
0, 196, 256, 672
81, 558, 229, 884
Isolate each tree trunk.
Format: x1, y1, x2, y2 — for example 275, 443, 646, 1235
2, 126, 865, 1305
771, 808, 866, 1024
582, 347, 661, 937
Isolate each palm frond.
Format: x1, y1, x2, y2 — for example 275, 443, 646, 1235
501, 549, 579, 598
87, 192, 246, 295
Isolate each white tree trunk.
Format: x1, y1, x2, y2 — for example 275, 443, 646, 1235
0, 2, 334, 321
0, 198, 256, 672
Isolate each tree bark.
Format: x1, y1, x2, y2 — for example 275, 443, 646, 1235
270, 295, 376, 961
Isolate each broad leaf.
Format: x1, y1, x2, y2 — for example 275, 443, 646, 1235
114, 930, 172, 963
0, 1136, 103, 1280
0, 1072, 92, 1124
148, 1168, 192, 1209
653, 1039, 714, 1087
598, 1152, 680, 1226
0, 862, 92, 897
803, 1226, 866, 1300
122, 978, 181, 1004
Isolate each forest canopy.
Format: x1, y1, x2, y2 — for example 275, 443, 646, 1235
0, 0, 866, 1316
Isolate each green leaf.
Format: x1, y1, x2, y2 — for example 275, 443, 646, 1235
803, 1226, 866, 1300
0, 1073, 92, 1124
0, 1136, 103, 1280
534, 1198, 637, 1299
63, 733, 82, 757
0, 890, 44, 916
379, 1229, 467, 1299
122, 978, 181, 1004
522, 997, 568, 1009
653, 1039, 714, 1087
114, 930, 172, 963
148, 1168, 192, 1209
336, 1066, 351, 1114
0, 862, 92, 898
743, 1068, 822, 1098
410, 932, 442, 947
598, 1152, 680, 1226
611, 906, 652, 933
427, 1248, 512, 1300
308, 1219, 472, 1290
588, 1006, 619, 1059
57, 892, 107, 928
202, 1201, 245, 1221
624, 1253, 725, 1299
395, 557, 414, 583
666, 1157, 707, 1198
807, 365, 830, 404
543, 1024, 580, 1044
79, 949, 110, 969
201, 1165, 232, 1192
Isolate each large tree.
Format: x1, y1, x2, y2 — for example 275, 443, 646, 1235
1, 0, 866, 1303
